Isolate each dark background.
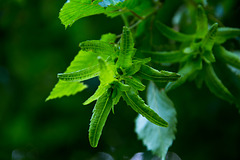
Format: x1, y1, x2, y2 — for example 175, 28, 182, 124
0, 0, 240, 159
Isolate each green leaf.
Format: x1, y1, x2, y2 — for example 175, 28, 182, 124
201, 23, 218, 51
204, 63, 234, 103
59, 0, 105, 28
112, 88, 122, 105
135, 82, 177, 160
166, 57, 202, 92
46, 80, 87, 101
214, 45, 240, 69
196, 5, 208, 38
100, 33, 117, 43
57, 65, 100, 82
137, 65, 181, 82
141, 50, 188, 63
98, 57, 116, 84
79, 40, 115, 56
111, 81, 130, 91
89, 89, 113, 147
46, 51, 99, 101
117, 26, 135, 69
215, 27, 240, 43
202, 50, 215, 64
155, 21, 195, 42
83, 83, 110, 105
122, 88, 168, 127
124, 76, 145, 91
125, 58, 151, 76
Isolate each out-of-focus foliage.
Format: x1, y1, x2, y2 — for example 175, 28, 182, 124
0, 0, 240, 160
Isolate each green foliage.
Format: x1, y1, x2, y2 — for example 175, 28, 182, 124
47, 25, 179, 147
135, 82, 177, 160
46, 0, 240, 158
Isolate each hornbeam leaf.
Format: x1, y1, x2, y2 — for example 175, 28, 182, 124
89, 89, 113, 147
100, 33, 117, 43
196, 5, 208, 38
46, 81, 87, 101
141, 50, 188, 63
59, 0, 105, 28
98, 57, 116, 84
111, 81, 130, 91
123, 88, 168, 127
57, 65, 100, 82
112, 88, 122, 105
46, 51, 98, 101
125, 76, 145, 91
204, 64, 234, 103
135, 82, 177, 160
125, 58, 151, 76
155, 21, 195, 42
117, 26, 135, 69
215, 27, 240, 43
83, 84, 110, 105
201, 23, 218, 51
137, 65, 181, 82
80, 40, 115, 56
214, 45, 240, 69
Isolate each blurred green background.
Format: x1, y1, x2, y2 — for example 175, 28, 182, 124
0, 0, 240, 159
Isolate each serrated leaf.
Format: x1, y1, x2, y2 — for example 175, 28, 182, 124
135, 82, 177, 160
59, 0, 105, 28
112, 88, 122, 105
122, 88, 168, 127
155, 21, 195, 42
201, 23, 218, 51
137, 65, 181, 82
125, 76, 145, 91
196, 5, 208, 38
84, 83, 110, 105
215, 27, 240, 44
80, 40, 115, 56
57, 65, 100, 82
46, 80, 87, 101
166, 57, 202, 92
46, 51, 98, 101
117, 26, 135, 69
204, 63, 234, 103
214, 45, 240, 69
89, 89, 113, 147
141, 50, 188, 63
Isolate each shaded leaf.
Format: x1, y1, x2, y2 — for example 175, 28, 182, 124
155, 21, 195, 42
215, 27, 240, 43
166, 57, 202, 92
135, 82, 177, 160
99, 0, 125, 7
214, 45, 240, 69
201, 23, 218, 51
204, 63, 234, 103
142, 50, 188, 63
196, 5, 208, 38
89, 89, 113, 147
123, 88, 168, 127
125, 76, 145, 91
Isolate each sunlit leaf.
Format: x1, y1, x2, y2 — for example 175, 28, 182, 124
125, 76, 145, 91
135, 82, 177, 160
89, 89, 113, 147
137, 65, 181, 82
123, 88, 168, 127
